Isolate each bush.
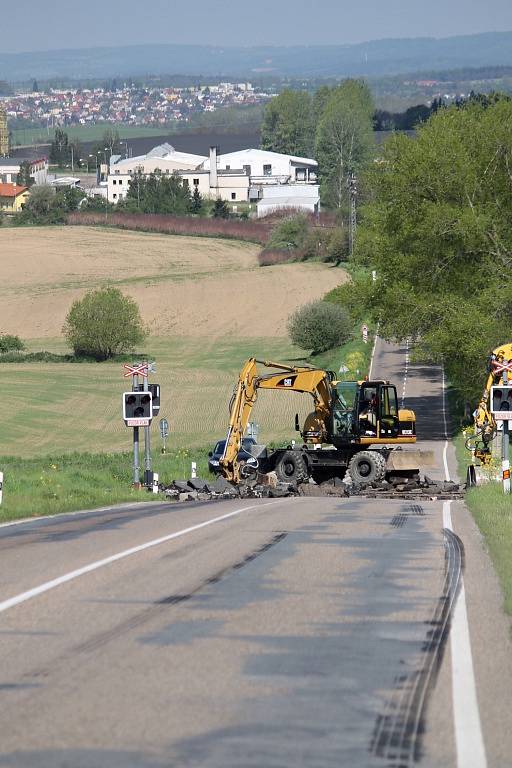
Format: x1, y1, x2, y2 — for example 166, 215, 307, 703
63, 287, 147, 361
327, 227, 349, 263
302, 227, 332, 261
0, 334, 25, 354
288, 300, 352, 354
267, 214, 309, 250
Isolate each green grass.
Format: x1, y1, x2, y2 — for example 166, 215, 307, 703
0, 327, 369, 522
11, 124, 176, 146
0, 448, 211, 523
453, 428, 512, 614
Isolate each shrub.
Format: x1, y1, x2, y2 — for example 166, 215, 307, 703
63, 287, 147, 361
288, 300, 352, 354
267, 214, 309, 251
0, 334, 25, 354
327, 227, 349, 263
212, 198, 230, 219
302, 227, 332, 261
68, 211, 271, 244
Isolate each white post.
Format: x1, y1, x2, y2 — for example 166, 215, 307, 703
503, 368, 510, 494
152, 472, 159, 495
191, 461, 197, 479
0, 471, 3, 505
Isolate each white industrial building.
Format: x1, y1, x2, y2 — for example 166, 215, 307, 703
107, 143, 319, 213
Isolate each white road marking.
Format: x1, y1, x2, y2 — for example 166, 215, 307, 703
0, 501, 163, 531
0, 500, 283, 615
368, 322, 380, 379
443, 502, 487, 768
441, 368, 451, 482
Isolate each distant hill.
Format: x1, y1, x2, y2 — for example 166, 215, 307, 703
1, 32, 511, 82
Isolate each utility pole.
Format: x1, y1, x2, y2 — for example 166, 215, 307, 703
348, 171, 357, 258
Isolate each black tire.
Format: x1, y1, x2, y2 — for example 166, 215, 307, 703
274, 451, 309, 484
348, 451, 386, 484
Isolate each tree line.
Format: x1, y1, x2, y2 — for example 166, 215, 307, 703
261, 82, 375, 211
329, 95, 512, 404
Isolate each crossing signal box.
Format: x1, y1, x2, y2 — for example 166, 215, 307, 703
134, 383, 160, 416
123, 391, 153, 427
490, 386, 512, 421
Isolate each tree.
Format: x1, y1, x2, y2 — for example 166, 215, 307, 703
63, 287, 147, 361
123, 170, 191, 214
190, 185, 203, 214
17, 160, 34, 187
315, 80, 375, 210
0, 334, 25, 354
50, 128, 70, 166
288, 300, 352, 354
348, 99, 512, 401
261, 90, 314, 157
212, 198, 230, 219
32, 80, 39, 92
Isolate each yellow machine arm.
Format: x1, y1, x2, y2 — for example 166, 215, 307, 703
220, 358, 334, 483
472, 342, 512, 463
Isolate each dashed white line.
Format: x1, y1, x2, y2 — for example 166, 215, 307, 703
0, 500, 283, 615
368, 322, 380, 380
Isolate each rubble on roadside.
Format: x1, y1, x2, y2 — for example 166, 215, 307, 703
160, 472, 464, 503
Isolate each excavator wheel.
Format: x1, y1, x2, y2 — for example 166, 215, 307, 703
348, 451, 386, 484
274, 451, 309, 484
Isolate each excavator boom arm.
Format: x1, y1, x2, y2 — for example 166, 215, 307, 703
220, 358, 334, 482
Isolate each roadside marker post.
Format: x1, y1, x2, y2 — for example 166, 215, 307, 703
159, 418, 169, 454
191, 461, 197, 479
362, 324, 368, 344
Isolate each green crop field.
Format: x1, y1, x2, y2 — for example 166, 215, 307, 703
10, 124, 175, 147
1, 332, 371, 459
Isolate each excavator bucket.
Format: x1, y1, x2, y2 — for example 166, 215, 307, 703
385, 449, 436, 472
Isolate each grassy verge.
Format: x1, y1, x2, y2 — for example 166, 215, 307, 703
452, 419, 512, 615
0, 448, 211, 523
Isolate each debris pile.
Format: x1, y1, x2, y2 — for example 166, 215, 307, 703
161, 473, 464, 502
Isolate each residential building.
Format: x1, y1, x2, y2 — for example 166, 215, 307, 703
0, 156, 48, 186
0, 183, 29, 212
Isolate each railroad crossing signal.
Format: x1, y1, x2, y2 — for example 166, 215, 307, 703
123, 391, 153, 427
123, 363, 149, 378
490, 386, 512, 421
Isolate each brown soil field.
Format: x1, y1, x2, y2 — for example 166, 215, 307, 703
0, 226, 347, 339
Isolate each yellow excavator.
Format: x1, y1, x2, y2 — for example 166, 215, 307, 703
220, 358, 418, 486
466, 342, 512, 482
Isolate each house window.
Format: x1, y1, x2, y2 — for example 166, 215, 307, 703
226, 165, 231, 170
119, 179, 123, 184
183, 179, 189, 190
231, 192, 236, 200
113, 193, 117, 199
295, 168, 307, 181
263, 164, 272, 176
193, 178, 199, 185
243, 164, 251, 176
112, 179, 117, 185
115, 170, 120, 174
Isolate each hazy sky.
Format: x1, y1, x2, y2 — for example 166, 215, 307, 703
1, 0, 512, 52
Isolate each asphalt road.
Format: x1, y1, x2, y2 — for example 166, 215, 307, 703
0, 340, 511, 767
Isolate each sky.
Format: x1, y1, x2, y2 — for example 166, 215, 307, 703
1, 0, 512, 52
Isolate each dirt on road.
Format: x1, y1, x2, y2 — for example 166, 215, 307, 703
0, 226, 347, 338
